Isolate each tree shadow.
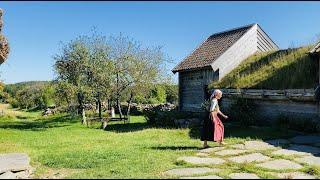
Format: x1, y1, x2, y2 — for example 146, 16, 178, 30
149, 146, 200, 151
188, 123, 301, 141
104, 121, 184, 133
0, 115, 78, 131
104, 122, 151, 133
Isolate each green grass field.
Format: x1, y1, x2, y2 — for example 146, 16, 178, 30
0, 104, 302, 178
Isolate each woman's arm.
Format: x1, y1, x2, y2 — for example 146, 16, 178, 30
218, 110, 228, 119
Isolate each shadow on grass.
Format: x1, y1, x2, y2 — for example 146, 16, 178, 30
104, 122, 151, 133
150, 146, 200, 151
0, 115, 79, 131
188, 123, 300, 141
104, 121, 183, 133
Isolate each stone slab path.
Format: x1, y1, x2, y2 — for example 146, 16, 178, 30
272, 149, 310, 156
265, 139, 290, 147
228, 153, 270, 164
294, 156, 320, 166
229, 173, 260, 179
256, 159, 303, 170
289, 136, 320, 145
177, 156, 225, 165
164, 167, 220, 177
180, 175, 223, 179
164, 135, 320, 179
0, 153, 33, 179
215, 149, 247, 156
277, 172, 316, 179
287, 145, 320, 155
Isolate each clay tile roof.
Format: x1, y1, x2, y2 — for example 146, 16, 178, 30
172, 23, 256, 73
310, 42, 320, 54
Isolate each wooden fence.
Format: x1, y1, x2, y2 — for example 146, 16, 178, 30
218, 88, 319, 120
220, 89, 316, 102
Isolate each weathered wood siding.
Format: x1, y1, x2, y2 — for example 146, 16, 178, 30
211, 24, 279, 80
257, 25, 278, 52
179, 68, 218, 112
178, 24, 279, 112
219, 89, 319, 122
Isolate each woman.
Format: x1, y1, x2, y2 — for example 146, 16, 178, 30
202, 89, 228, 147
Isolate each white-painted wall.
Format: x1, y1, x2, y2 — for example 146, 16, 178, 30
210, 24, 279, 80
211, 24, 258, 80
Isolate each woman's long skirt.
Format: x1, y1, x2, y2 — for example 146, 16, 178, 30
200, 111, 214, 141
212, 113, 224, 142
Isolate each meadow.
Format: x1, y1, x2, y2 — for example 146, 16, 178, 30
0, 104, 307, 178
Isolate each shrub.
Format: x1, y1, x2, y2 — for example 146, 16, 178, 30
228, 97, 259, 126
275, 114, 319, 133
143, 104, 193, 127
8, 98, 19, 108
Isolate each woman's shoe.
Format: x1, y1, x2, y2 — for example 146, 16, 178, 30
220, 142, 227, 145
203, 145, 210, 149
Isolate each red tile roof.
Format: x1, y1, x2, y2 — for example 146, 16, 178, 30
172, 24, 255, 73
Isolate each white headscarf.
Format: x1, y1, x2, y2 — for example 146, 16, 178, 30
210, 89, 222, 100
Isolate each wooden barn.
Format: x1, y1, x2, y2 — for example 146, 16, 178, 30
310, 42, 320, 84
172, 23, 279, 112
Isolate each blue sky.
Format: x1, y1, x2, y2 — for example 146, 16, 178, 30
0, 1, 320, 84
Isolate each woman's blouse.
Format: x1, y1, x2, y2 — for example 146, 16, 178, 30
209, 98, 219, 112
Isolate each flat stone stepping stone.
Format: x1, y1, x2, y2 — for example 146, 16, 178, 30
199, 147, 225, 153
244, 141, 276, 150
277, 172, 316, 179
177, 156, 225, 165
256, 159, 303, 170
228, 153, 270, 163
180, 175, 223, 179
288, 145, 320, 155
289, 136, 320, 145
266, 139, 290, 147
229, 173, 260, 179
215, 149, 248, 156
294, 156, 320, 166
196, 153, 209, 157
0, 171, 17, 179
164, 167, 220, 177
0, 153, 31, 174
272, 149, 310, 156
230, 144, 246, 149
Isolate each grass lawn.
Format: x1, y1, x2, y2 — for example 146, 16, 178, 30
0, 104, 304, 178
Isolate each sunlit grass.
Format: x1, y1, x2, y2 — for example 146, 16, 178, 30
0, 104, 316, 178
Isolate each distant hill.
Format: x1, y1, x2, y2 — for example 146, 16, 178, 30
209, 45, 319, 90
4, 81, 53, 96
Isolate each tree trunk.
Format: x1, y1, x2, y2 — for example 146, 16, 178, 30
77, 92, 86, 124
98, 93, 102, 119
116, 72, 123, 119
126, 91, 133, 123
117, 100, 123, 119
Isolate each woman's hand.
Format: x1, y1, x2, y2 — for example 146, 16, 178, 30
223, 115, 228, 119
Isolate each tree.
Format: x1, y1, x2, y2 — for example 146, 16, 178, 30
0, 8, 10, 65
54, 32, 114, 123
107, 34, 169, 119
54, 36, 93, 124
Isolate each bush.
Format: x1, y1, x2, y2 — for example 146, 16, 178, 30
8, 98, 19, 108
228, 97, 259, 126
275, 114, 319, 133
143, 104, 191, 127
